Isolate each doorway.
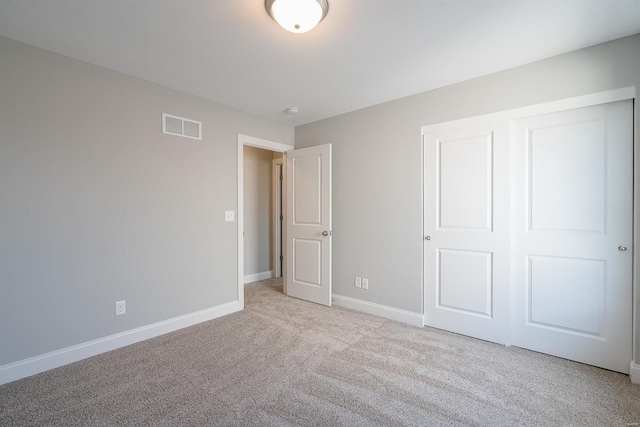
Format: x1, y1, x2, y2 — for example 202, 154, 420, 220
238, 135, 333, 309
237, 134, 293, 310
242, 145, 282, 284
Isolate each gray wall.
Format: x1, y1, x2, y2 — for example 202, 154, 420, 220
0, 37, 293, 366
243, 145, 274, 277
296, 34, 640, 362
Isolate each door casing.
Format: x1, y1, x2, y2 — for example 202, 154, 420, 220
237, 134, 293, 310
273, 158, 284, 278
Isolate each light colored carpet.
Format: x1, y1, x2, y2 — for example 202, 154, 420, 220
1, 277, 639, 426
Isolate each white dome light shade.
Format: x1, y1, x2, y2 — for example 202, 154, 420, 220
266, 0, 329, 34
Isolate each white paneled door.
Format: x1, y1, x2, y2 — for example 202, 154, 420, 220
511, 101, 633, 374
423, 123, 511, 345
286, 144, 332, 306
423, 99, 633, 374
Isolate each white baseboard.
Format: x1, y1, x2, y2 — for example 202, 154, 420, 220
332, 294, 424, 327
0, 300, 241, 386
631, 361, 640, 384
244, 270, 273, 284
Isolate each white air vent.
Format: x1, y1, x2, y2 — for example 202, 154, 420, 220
162, 113, 202, 140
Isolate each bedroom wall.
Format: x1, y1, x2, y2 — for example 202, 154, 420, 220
0, 36, 294, 367
295, 34, 640, 362
243, 145, 274, 279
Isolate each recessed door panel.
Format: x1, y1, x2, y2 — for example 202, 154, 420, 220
292, 238, 322, 287
527, 256, 605, 336
438, 134, 492, 231
528, 119, 606, 233
292, 155, 322, 225
438, 249, 492, 318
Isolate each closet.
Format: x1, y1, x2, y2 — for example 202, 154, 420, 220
423, 98, 633, 374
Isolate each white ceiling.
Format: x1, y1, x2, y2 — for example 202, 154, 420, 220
1, 0, 639, 127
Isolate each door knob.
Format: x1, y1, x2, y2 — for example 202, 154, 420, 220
618, 245, 627, 252
425, 236, 431, 240
322, 231, 330, 236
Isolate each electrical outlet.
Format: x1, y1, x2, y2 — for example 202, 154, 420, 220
355, 277, 362, 288
362, 278, 369, 290
115, 300, 126, 316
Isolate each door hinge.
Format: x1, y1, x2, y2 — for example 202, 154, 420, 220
280, 174, 283, 181
280, 214, 284, 221
280, 255, 283, 262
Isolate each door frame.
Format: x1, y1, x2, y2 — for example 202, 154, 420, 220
421, 86, 637, 362
237, 134, 294, 310
272, 158, 284, 278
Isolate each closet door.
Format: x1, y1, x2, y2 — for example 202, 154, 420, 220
423, 123, 510, 345
510, 100, 633, 374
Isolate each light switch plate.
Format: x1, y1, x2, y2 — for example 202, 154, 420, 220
225, 211, 235, 222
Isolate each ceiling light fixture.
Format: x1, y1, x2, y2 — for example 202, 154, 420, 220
265, 0, 329, 34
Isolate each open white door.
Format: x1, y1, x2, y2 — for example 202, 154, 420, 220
285, 144, 332, 306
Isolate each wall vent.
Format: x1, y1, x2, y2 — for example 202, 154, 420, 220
162, 113, 202, 140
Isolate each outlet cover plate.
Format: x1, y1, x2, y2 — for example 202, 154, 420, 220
115, 300, 126, 316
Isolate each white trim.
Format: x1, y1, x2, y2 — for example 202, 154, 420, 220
239, 134, 293, 153
272, 159, 284, 279
421, 87, 635, 135
634, 109, 639, 373
0, 300, 241, 386
237, 134, 294, 311
420, 134, 425, 319
244, 270, 273, 284
282, 154, 288, 295
333, 294, 424, 327
238, 140, 244, 309
630, 361, 640, 384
